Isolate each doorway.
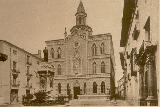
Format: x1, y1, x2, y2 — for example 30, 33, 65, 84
73, 86, 80, 99
10, 89, 18, 104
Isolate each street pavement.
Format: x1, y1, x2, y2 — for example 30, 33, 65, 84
0, 100, 133, 106
67, 99, 133, 106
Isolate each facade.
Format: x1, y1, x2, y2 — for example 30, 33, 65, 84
45, 1, 116, 99
120, 0, 159, 106
0, 40, 43, 104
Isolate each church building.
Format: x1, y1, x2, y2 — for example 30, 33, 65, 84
45, 1, 116, 99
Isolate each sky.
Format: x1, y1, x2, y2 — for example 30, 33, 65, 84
0, 0, 124, 85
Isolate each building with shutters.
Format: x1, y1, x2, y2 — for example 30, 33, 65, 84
45, 1, 116, 99
0, 40, 53, 104
120, 0, 159, 106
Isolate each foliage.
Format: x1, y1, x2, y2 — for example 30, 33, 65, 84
55, 95, 66, 104
22, 94, 33, 105
33, 90, 51, 103
22, 90, 68, 106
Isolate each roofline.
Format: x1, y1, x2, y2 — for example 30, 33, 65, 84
0, 40, 43, 61
45, 39, 64, 43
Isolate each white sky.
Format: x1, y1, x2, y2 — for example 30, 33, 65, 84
0, 0, 124, 86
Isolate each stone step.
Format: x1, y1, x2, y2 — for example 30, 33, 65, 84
69, 99, 112, 106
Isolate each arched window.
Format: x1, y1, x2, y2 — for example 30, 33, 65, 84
93, 82, 97, 93
100, 43, 105, 54
57, 47, 62, 58
101, 81, 105, 93
101, 61, 105, 73
57, 64, 62, 75
50, 48, 54, 58
58, 83, 61, 94
92, 43, 97, 56
67, 83, 70, 95
84, 83, 86, 94
92, 62, 96, 74
79, 17, 82, 25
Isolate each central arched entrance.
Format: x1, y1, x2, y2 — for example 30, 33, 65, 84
73, 80, 80, 99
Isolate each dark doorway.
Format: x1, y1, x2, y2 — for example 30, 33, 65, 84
73, 86, 80, 99
10, 89, 18, 104
26, 89, 30, 95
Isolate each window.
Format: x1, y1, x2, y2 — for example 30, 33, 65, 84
27, 55, 30, 63
57, 64, 62, 75
101, 61, 105, 73
50, 48, 54, 58
132, 25, 140, 40
93, 82, 97, 93
130, 48, 137, 76
84, 83, 86, 94
57, 47, 62, 58
100, 43, 105, 54
79, 17, 82, 24
27, 66, 30, 74
67, 84, 70, 95
13, 61, 17, 70
13, 50, 17, 55
50, 77, 53, 88
58, 83, 61, 94
92, 43, 97, 56
101, 81, 105, 93
144, 17, 150, 41
92, 62, 96, 74
13, 78, 16, 85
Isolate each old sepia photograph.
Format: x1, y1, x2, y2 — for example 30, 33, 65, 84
0, 0, 159, 106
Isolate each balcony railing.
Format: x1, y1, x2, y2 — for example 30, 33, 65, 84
26, 61, 32, 65
26, 84, 32, 89
26, 72, 33, 77
11, 82, 20, 89
12, 69, 20, 74
12, 69, 20, 79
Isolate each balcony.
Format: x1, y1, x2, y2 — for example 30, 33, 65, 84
12, 69, 20, 74
25, 84, 32, 89
11, 82, 20, 89
136, 41, 156, 66
26, 61, 32, 65
26, 73, 33, 81
12, 69, 20, 79
26, 72, 33, 77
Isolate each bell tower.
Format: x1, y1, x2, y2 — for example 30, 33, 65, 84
75, 1, 87, 26
70, 1, 92, 36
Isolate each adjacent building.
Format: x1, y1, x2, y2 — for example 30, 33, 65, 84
117, 76, 125, 99
0, 40, 43, 104
45, 1, 116, 99
120, 0, 159, 106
